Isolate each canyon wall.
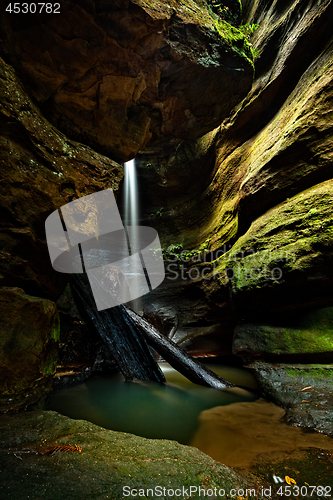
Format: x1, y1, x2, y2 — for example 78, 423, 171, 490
1, 0, 332, 420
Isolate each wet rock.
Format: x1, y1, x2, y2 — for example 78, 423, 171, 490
0, 410, 255, 499
0, 57, 123, 300
246, 362, 333, 436
233, 307, 333, 362
0, 0, 253, 161
141, 275, 236, 358
137, 0, 333, 253
0, 287, 59, 412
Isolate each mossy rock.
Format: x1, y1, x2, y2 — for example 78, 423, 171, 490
0, 410, 254, 500
233, 306, 333, 361
212, 178, 333, 316
0, 287, 59, 412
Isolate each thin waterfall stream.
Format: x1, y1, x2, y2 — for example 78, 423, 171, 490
124, 159, 138, 232
124, 158, 142, 309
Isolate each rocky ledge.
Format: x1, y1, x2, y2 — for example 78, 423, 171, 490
0, 409, 255, 500
247, 362, 333, 437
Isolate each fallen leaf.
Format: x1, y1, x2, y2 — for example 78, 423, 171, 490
40, 444, 82, 455
299, 386, 314, 392
285, 476, 297, 485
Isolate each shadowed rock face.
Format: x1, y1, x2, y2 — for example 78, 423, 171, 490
0, 0, 253, 162
0, 58, 123, 301
0, 0, 255, 409
0, 287, 59, 412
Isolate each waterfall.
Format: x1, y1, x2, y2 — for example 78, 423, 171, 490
124, 158, 141, 309
124, 159, 138, 232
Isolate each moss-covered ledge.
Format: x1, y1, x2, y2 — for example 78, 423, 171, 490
233, 306, 333, 362
210, 178, 333, 315
0, 410, 254, 500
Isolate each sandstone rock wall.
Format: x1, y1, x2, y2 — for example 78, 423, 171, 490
137, 0, 333, 360
0, 0, 255, 406
0, 58, 123, 301
0, 0, 253, 162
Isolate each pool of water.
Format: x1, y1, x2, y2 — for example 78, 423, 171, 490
48, 363, 258, 444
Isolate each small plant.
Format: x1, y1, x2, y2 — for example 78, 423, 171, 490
216, 4, 230, 16
239, 22, 259, 59
251, 47, 259, 58
239, 22, 259, 38
151, 207, 164, 217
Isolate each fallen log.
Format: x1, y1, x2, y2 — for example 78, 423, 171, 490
125, 308, 235, 390
70, 274, 165, 383
71, 274, 234, 389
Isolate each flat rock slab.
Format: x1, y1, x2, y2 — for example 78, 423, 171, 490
0, 410, 252, 500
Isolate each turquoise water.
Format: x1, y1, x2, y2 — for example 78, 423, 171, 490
48, 364, 258, 444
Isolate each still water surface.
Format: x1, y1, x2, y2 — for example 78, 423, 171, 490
48, 363, 258, 444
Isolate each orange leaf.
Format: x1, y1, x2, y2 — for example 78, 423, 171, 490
285, 476, 297, 485
40, 444, 82, 455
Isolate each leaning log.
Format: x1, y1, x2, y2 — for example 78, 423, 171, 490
70, 274, 165, 383
126, 308, 235, 389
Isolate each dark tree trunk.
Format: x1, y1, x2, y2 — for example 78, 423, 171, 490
126, 308, 235, 389
71, 274, 235, 389
70, 274, 165, 383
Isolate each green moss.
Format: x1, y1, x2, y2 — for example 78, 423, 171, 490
234, 307, 333, 358
212, 19, 254, 67
287, 367, 333, 379
138, 0, 254, 67
52, 312, 60, 342
0, 410, 252, 499
43, 350, 58, 376
207, 0, 242, 26
213, 179, 333, 292
286, 368, 298, 378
